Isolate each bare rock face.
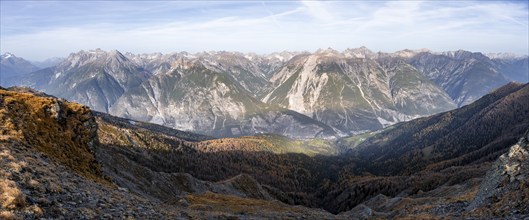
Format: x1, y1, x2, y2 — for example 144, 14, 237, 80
109, 55, 337, 139
502, 136, 529, 183
263, 50, 456, 134
467, 129, 529, 217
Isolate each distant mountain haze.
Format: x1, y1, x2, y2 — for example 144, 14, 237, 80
1, 52, 40, 85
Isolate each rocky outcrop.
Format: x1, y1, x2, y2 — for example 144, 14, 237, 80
467, 128, 529, 217
0, 87, 102, 180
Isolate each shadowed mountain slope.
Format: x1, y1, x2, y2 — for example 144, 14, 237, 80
347, 82, 529, 175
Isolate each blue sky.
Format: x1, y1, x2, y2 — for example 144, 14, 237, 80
1, 1, 528, 60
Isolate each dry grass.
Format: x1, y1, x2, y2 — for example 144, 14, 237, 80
446, 188, 478, 203
0, 210, 21, 220
0, 147, 27, 210
0, 179, 26, 209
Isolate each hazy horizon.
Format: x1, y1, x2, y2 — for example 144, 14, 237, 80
1, 1, 528, 60
4, 47, 529, 63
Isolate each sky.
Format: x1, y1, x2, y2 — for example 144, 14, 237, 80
1, 0, 528, 61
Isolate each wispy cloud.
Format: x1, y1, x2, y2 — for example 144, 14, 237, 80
1, 1, 527, 60
301, 1, 335, 22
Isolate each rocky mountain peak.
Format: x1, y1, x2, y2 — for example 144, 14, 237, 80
486, 52, 529, 60
343, 47, 377, 59
265, 51, 300, 62
392, 48, 431, 58
106, 50, 132, 69
0, 53, 31, 65
441, 49, 489, 61
59, 49, 144, 77
312, 48, 344, 61
0, 53, 40, 85
108, 49, 126, 59
315, 47, 340, 54
62, 49, 125, 68
1, 52, 16, 59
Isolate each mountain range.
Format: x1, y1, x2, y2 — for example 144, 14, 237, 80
1, 48, 527, 138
